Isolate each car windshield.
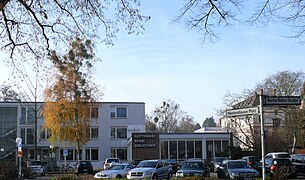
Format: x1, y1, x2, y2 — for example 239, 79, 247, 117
137, 161, 157, 168
228, 161, 247, 169
108, 165, 125, 170
30, 161, 42, 165
181, 162, 204, 170
107, 159, 120, 163
277, 154, 291, 158
215, 157, 228, 164
273, 159, 292, 166
249, 157, 260, 162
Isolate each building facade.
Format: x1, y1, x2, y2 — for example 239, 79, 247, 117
0, 101, 145, 170
129, 127, 231, 162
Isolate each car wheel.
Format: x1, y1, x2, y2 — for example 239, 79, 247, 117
166, 173, 171, 180
116, 174, 122, 178
152, 174, 158, 179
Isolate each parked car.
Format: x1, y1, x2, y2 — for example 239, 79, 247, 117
265, 152, 291, 159
94, 163, 134, 179
213, 157, 229, 172
164, 159, 179, 174
27, 160, 46, 176
254, 158, 296, 178
291, 154, 305, 176
75, 161, 94, 175
241, 156, 260, 167
217, 159, 259, 179
175, 159, 210, 179
103, 158, 121, 170
127, 159, 172, 179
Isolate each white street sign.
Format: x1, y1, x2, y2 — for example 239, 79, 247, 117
264, 96, 301, 105
226, 107, 259, 117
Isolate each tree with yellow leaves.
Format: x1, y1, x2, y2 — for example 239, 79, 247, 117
42, 37, 102, 161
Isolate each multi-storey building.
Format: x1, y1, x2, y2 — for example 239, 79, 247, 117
0, 101, 145, 170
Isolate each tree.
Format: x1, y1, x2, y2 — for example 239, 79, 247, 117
42, 37, 102, 161
202, 116, 216, 127
176, 115, 201, 133
0, 0, 149, 61
147, 99, 190, 133
175, 1, 305, 43
255, 70, 305, 96
0, 84, 19, 101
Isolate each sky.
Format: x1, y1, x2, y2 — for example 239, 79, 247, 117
0, 0, 305, 125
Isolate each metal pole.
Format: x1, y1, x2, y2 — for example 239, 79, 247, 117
19, 156, 21, 178
259, 89, 265, 180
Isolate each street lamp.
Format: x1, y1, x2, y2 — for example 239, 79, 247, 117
0, 148, 4, 160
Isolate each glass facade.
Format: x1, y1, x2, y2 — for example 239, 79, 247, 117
161, 140, 203, 160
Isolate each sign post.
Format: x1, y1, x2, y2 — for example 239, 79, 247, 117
15, 137, 22, 179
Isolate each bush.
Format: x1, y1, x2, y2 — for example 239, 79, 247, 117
0, 161, 18, 180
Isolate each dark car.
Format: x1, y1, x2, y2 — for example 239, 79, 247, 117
242, 156, 260, 167
165, 159, 180, 174
213, 157, 229, 172
291, 154, 305, 176
217, 159, 259, 180
75, 161, 94, 175
176, 160, 210, 179
254, 158, 296, 178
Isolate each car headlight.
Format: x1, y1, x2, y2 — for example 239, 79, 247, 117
176, 172, 183, 177
230, 172, 239, 177
255, 172, 259, 177
144, 170, 153, 176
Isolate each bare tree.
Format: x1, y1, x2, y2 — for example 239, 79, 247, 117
0, 84, 19, 101
174, 1, 305, 43
148, 99, 188, 133
0, 0, 149, 63
255, 70, 305, 96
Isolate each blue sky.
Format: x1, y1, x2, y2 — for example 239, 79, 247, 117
0, 0, 304, 125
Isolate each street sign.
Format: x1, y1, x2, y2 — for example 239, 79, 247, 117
17, 150, 22, 157
226, 107, 259, 117
264, 96, 301, 105
63, 149, 68, 156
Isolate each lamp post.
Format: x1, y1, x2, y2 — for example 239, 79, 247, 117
49, 145, 54, 171
0, 148, 4, 160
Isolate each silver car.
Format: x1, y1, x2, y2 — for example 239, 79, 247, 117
94, 164, 134, 179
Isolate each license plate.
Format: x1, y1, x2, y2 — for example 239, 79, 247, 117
83, 169, 87, 172
244, 178, 252, 180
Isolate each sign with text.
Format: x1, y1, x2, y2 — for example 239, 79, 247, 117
264, 96, 301, 105
226, 107, 259, 117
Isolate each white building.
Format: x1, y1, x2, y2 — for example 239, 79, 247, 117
0, 101, 145, 170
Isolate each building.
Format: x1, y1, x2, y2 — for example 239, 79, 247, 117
129, 127, 231, 161
220, 94, 301, 151
0, 101, 145, 170
0, 101, 232, 171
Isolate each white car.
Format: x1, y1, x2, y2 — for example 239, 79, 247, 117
103, 158, 121, 170
94, 164, 134, 179
28, 160, 46, 176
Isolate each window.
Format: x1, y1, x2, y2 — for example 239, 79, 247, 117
161, 141, 168, 159
91, 106, 99, 118
273, 118, 281, 128
111, 148, 127, 160
21, 127, 34, 144
60, 149, 74, 161
86, 127, 99, 139
85, 148, 99, 161
21, 106, 36, 124
40, 127, 51, 140
110, 127, 127, 139
110, 106, 128, 118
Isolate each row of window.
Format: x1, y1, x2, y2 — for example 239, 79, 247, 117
21, 126, 129, 144
20, 106, 129, 124
22, 147, 127, 161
